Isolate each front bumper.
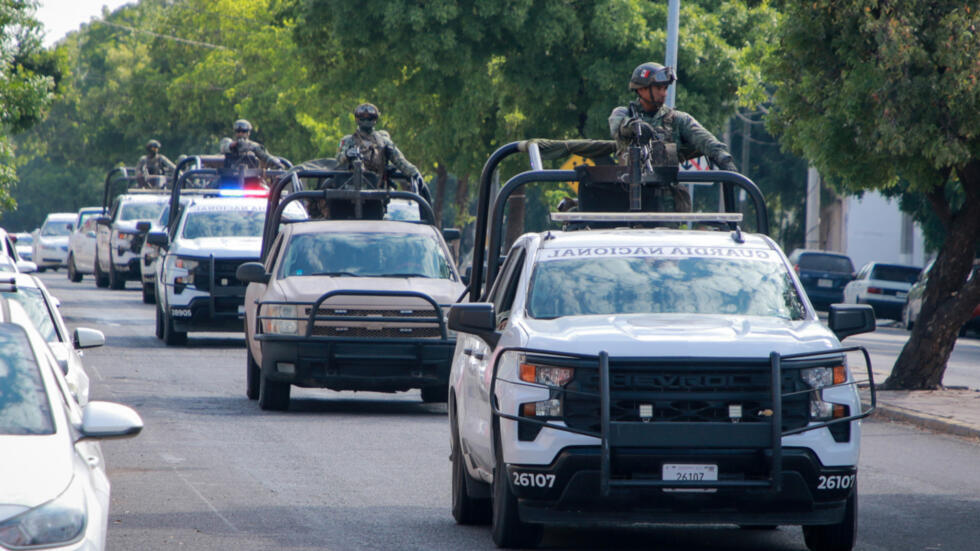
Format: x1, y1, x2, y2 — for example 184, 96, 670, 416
169, 292, 246, 332
113, 257, 143, 280
258, 335, 455, 392
507, 447, 855, 527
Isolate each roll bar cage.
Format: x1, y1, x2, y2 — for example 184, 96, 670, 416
467, 140, 771, 302
101, 166, 170, 214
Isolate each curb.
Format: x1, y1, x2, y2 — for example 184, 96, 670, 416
864, 401, 980, 441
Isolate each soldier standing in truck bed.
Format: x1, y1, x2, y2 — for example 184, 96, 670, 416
136, 139, 176, 188
609, 62, 737, 211
219, 119, 284, 170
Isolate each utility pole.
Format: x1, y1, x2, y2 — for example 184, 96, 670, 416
665, 0, 680, 109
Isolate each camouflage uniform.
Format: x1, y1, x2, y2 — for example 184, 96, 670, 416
220, 137, 283, 169
135, 153, 175, 187
335, 129, 420, 179
609, 101, 736, 211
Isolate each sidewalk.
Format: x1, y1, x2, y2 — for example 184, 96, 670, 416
860, 387, 980, 441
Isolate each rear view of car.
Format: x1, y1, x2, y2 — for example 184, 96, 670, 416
789, 250, 856, 311
843, 262, 921, 320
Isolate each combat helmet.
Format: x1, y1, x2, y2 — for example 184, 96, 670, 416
354, 103, 379, 130
146, 139, 161, 151
629, 62, 676, 90
233, 119, 252, 133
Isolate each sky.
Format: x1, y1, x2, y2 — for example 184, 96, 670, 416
36, 0, 133, 47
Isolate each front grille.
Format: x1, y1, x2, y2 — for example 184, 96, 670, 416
561, 359, 810, 434
191, 258, 254, 291
311, 326, 442, 338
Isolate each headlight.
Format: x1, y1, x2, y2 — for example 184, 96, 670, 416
0, 476, 87, 548
172, 257, 201, 287
116, 231, 135, 243
262, 304, 302, 335
801, 365, 848, 420
512, 354, 575, 419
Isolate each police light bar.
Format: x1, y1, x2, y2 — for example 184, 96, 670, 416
550, 212, 744, 224
217, 188, 269, 198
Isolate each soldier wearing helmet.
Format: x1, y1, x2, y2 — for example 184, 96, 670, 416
219, 119, 284, 170
609, 62, 737, 211
135, 139, 176, 188
335, 103, 432, 204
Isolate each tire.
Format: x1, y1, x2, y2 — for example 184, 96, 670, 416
37, 266, 46, 273
491, 434, 542, 548
155, 302, 164, 339
245, 344, 260, 400
162, 309, 187, 346
803, 483, 857, 551
451, 403, 491, 525
94, 252, 109, 288
108, 252, 125, 290
421, 384, 448, 403
142, 282, 155, 304
258, 372, 290, 411
68, 254, 83, 282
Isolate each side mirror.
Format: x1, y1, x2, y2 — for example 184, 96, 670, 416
828, 303, 876, 341
146, 231, 169, 249
448, 303, 499, 347
16, 260, 37, 274
66, 223, 74, 232
442, 228, 461, 242
461, 266, 472, 286
79, 401, 143, 441
136, 221, 151, 233
95, 216, 111, 226
73, 327, 106, 349
236, 262, 270, 284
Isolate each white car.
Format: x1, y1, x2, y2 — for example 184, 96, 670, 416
136, 202, 178, 304
0, 272, 106, 405
66, 206, 104, 283
0, 297, 143, 551
31, 213, 76, 272
13, 232, 33, 261
842, 262, 921, 321
150, 197, 303, 345
0, 228, 36, 273
94, 194, 168, 289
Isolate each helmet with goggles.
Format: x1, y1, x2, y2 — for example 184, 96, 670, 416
629, 62, 676, 90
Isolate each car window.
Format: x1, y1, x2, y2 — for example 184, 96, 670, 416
797, 254, 854, 273
491, 248, 526, 329
528, 249, 806, 320
77, 211, 99, 228
0, 325, 54, 435
182, 208, 265, 239
870, 265, 920, 284
40, 221, 72, 237
279, 231, 453, 279
120, 202, 165, 221
2, 287, 59, 343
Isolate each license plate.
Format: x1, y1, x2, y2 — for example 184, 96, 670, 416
663, 464, 718, 482
817, 278, 833, 288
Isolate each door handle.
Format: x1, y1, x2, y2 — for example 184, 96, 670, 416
463, 348, 485, 360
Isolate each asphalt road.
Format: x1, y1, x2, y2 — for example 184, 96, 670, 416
40, 271, 980, 551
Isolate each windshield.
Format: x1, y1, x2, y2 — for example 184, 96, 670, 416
40, 221, 72, 237
0, 326, 53, 435
77, 211, 100, 228
870, 265, 920, 284
3, 288, 58, 343
14, 234, 32, 245
120, 202, 165, 222
181, 208, 265, 239
281, 231, 453, 279
528, 249, 806, 320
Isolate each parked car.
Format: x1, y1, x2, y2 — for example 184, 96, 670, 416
0, 297, 142, 551
787, 249, 856, 311
904, 260, 980, 336
13, 232, 32, 261
0, 228, 36, 273
0, 272, 106, 405
843, 262, 921, 320
31, 213, 76, 272
66, 206, 104, 283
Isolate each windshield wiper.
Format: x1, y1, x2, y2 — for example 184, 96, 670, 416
377, 273, 434, 278
310, 271, 361, 277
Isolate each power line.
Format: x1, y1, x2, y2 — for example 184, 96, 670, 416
96, 20, 232, 51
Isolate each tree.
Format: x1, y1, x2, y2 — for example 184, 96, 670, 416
766, 1, 980, 389
0, 0, 55, 212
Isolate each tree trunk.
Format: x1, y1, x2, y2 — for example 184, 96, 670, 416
885, 162, 980, 389
434, 164, 448, 227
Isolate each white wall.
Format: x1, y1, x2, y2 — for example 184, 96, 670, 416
845, 191, 926, 270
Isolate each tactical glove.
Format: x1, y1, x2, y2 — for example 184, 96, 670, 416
619, 118, 640, 139
715, 155, 738, 172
